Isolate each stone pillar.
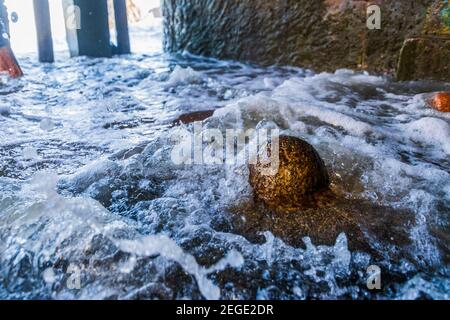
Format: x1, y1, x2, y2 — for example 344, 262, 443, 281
33, 0, 54, 63
113, 0, 131, 54
63, 0, 112, 58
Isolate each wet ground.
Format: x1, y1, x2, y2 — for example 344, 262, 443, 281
0, 25, 449, 299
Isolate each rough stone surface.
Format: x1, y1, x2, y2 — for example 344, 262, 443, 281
397, 36, 450, 81
249, 136, 330, 212
162, 0, 435, 75
228, 198, 413, 252
396, 1, 450, 81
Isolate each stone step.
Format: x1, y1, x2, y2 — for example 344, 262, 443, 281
397, 36, 450, 81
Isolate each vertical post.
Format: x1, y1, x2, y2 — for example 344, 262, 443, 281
113, 0, 130, 54
63, 0, 111, 58
33, 0, 54, 62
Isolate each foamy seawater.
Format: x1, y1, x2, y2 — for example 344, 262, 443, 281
0, 25, 449, 300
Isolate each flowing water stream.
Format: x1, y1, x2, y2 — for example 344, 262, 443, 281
0, 23, 449, 300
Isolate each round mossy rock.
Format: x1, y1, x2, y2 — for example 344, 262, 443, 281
249, 135, 330, 211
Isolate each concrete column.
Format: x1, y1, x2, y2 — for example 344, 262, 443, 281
63, 0, 112, 58
113, 0, 130, 54
33, 0, 54, 62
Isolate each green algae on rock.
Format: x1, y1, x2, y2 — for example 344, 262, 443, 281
397, 1, 450, 81
423, 0, 450, 36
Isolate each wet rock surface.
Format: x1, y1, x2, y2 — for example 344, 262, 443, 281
227, 198, 414, 258
162, 0, 435, 76
249, 135, 330, 211
397, 36, 450, 82
244, 136, 413, 257
173, 110, 215, 125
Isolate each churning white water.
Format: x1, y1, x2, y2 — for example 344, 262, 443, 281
0, 22, 449, 300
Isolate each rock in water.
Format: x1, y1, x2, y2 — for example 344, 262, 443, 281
249, 135, 330, 212
174, 110, 214, 125
239, 136, 413, 254
227, 198, 414, 254
429, 92, 450, 112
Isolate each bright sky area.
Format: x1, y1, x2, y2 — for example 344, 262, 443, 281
5, 0, 161, 56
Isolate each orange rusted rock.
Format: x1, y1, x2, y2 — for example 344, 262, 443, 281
429, 92, 450, 112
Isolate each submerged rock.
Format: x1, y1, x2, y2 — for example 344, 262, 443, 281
249, 135, 330, 212
174, 110, 215, 125
227, 198, 414, 255
428, 92, 450, 112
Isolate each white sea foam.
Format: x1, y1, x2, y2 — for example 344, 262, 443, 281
0, 105, 10, 116
0, 25, 448, 299
0, 172, 244, 300
401, 117, 450, 154
166, 66, 204, 87
117, 236, 244, 300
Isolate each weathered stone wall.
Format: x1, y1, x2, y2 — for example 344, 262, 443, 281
397, 0, 450, 81
162, 0, 437, 76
